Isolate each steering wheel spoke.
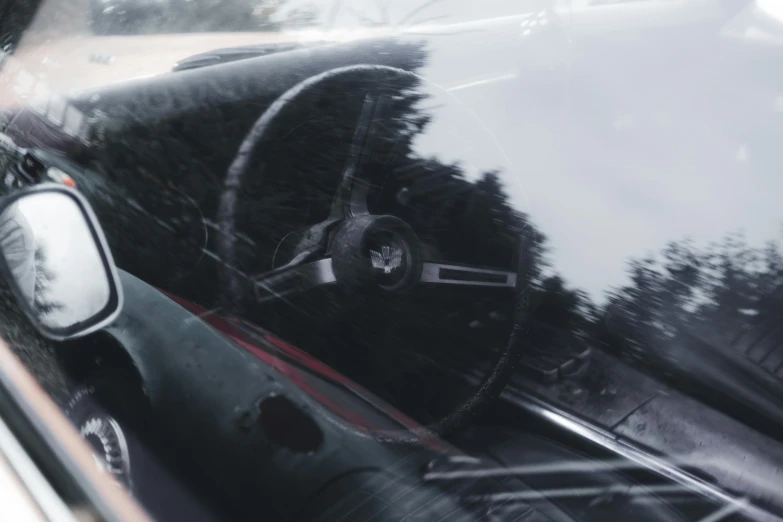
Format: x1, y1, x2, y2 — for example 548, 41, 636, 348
331, 92, 390, 218
253, 258, 336, 304
420, 262, 517, 288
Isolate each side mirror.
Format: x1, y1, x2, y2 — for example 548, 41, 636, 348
0, 184, 122, 340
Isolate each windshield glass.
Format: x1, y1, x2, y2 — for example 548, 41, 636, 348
2, 1, 783, 521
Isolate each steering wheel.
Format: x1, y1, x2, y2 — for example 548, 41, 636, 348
217, 64, 531, 444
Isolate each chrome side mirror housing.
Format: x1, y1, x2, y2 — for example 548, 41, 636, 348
0, 184, 122, 340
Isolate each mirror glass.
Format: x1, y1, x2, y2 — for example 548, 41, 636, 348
0, 192, 110, 330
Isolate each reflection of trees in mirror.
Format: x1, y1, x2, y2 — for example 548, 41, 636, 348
32, 245, 64, 319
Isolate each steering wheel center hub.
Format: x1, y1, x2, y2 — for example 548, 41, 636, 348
332, 214, 422, 294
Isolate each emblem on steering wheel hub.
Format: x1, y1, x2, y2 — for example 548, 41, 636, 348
365, 228, 411, 289
370, 245, 403, 274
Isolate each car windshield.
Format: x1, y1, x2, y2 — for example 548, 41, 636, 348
2, 1, 783, 522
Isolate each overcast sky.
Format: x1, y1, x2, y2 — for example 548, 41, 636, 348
403, 0, 783, 302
